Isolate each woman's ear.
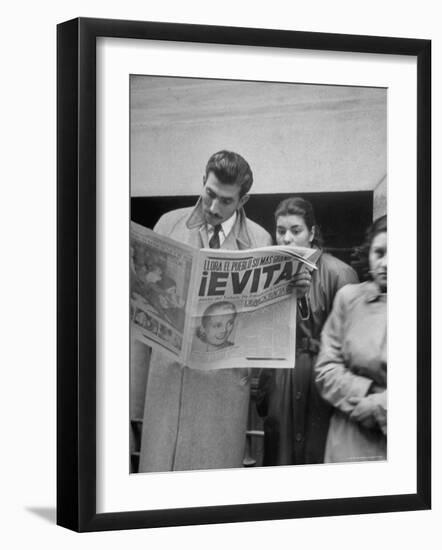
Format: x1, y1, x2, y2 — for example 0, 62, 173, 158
309, 226, 316, 244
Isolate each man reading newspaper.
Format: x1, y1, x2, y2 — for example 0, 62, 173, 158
137, 150, 310, 472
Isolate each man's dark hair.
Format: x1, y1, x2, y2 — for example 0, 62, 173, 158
204, 150, 253, 197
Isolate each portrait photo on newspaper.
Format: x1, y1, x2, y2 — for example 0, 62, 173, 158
129, 75, 387, 474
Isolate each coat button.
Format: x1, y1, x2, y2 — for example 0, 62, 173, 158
295, 433, 303, 442
295, 391, 302, 400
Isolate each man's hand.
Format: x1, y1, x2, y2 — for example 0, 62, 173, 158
288, 267, 312, 299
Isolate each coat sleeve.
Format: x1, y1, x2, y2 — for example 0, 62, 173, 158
314, 287, 373, 415
153, 212, 172, 236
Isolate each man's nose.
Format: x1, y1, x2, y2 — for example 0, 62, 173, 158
210, 198, 221, 214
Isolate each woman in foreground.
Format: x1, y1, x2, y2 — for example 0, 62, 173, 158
315, 215, 387, 462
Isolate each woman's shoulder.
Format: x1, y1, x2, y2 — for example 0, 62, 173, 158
318, 251, 359, 285
320, 251, 354, 273
334, 280, 372, 305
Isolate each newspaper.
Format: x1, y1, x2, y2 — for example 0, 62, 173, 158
130, 221, 318, 370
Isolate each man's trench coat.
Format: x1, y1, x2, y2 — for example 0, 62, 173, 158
137, 200, 272, 472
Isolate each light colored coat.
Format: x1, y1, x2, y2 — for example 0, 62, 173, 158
138, 200, 272, 472
315, 281, 387, 463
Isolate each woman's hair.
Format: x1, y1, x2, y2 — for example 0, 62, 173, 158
201, 301, 237, 327
274, 197, 323, 247
196, 301, 237, 342
352, 214, 387, 281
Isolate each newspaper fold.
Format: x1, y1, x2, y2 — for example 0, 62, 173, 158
130, 221, 318, 370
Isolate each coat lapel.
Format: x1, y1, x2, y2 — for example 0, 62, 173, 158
185, 198, 253, 251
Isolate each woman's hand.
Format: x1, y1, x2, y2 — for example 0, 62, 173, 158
288, 267, 312, 299
348, 395, 375, 422
348, 394, 387, 432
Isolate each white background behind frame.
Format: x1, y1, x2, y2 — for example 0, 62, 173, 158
97, 37, 416, 513
1, 0, 439, 548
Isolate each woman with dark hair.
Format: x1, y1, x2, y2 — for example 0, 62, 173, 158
257, 197, 358, 466
314, 215, 387, 462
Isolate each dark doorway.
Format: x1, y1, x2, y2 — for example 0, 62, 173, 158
131, 191, 373, 267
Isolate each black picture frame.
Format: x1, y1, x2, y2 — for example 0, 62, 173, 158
57, 17, 431, 532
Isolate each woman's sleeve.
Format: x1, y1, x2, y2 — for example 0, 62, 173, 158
314, 288, 373, 415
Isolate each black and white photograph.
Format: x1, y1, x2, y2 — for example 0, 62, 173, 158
1, 0, 438, 544
53, 12, 431, 535
129, 75, 388, 473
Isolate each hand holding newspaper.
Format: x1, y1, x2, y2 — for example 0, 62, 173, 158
130, 222, 318, 369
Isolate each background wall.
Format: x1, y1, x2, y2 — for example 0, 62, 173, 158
1, 1, 439, 549
131, 77, 386, 198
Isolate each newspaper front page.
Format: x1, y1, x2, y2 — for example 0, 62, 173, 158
130, 222, 317, 369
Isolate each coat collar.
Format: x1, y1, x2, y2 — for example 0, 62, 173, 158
364, 280, 387, 303
185, 197, 252, 249
308, 247, 323, 266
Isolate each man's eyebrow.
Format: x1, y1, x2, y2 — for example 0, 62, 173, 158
206, 186, 234, 202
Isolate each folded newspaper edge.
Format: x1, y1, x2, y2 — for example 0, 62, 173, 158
200, 245, 318, 270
